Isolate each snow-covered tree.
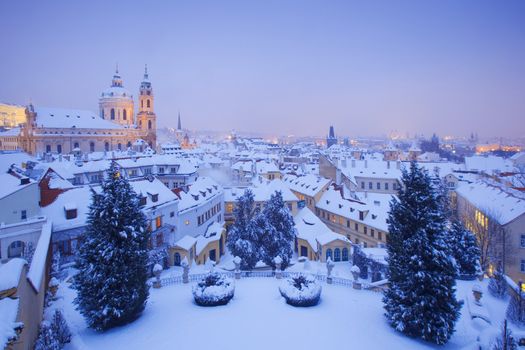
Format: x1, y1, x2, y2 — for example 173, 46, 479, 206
352, 245, 369, 279
34, 321, 60, 350
383, 161, 460, 345
226, 189, 260, 270
492, 320, 518, 350
73, 162, 150, 331
259, 191, 295, 270
489, 266, 508, 299
449, 220, 481, 278
51, 309, 71, 346
506, 290, 525, 326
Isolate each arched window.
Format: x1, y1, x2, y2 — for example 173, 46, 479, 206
117, 143, 122, 150
141, 100, 143, 108
123, 109, 127, 120
334, 248, 341, 262
46, 145, 51, 153
147, 99, 151, 108
104, 142, 110, 151
127, 141, 132, 148
100, 109, 105, 118
57, 144, 62, 154
90, 142, 95, 152
174, 253, 181, 266
73, 142, 79, 149
8, 240, 24, 258
148, 120, 152, 130
110, 108, 115, 120
342, 248, 349, 261
326, 248, 332, 261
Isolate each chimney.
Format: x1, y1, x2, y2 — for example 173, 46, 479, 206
364, 159, 368, 168
20, 177, 30, 185
387, 161, 390, 169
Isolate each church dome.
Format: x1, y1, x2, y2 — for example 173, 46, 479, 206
100, 68, 133, 100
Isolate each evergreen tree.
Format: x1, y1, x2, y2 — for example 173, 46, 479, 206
51, 309, 71, 346
489, 266, 508, 299
34, 321, 60, 350
259, 191, 295, 270
73, 162, 149, 331
352, 245, 369, 279
226, 189, 260, 270
449, 220, 481, 279
383, 161, 460, 345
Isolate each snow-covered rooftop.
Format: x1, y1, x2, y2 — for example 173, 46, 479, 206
282, 174, 331, 197
0, 258, 26, 292
34, 107, 124, 129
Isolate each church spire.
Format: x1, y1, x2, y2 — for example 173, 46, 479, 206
143, 64, 149, 80
177, 112, 182, 130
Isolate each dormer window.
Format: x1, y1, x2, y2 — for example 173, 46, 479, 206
139, 196, 147, 206
151, 194, 159, 202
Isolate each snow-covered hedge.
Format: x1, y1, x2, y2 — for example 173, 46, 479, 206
192, 273, 235, 306
279, 274, 321, 307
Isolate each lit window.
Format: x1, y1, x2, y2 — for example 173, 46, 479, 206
156, 216, 162, 229
185, 220, 190, 225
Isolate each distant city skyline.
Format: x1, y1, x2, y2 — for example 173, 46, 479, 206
1, 0, 524, 138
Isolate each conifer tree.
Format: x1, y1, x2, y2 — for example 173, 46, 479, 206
383, 162, 460, 345
73, 162, 149, 331
51, 309, 71, 346
226, 189, 260, 270
449, 220, 481, 279
489, 266, 508, 299
259, 191, 295, 270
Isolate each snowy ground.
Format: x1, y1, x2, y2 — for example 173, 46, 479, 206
46, 272, 514, 350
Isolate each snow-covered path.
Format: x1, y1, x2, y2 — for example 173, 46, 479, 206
51, 277, 489, 350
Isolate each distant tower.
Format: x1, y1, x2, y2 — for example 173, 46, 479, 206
99, 65, 134, 127
136, 65, 157, 147
177, 112, 182, 131
326, 125, 338, 148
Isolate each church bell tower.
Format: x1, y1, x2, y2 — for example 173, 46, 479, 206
137, 65, 157, 147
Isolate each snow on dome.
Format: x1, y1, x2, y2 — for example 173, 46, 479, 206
100, 86, 133, 100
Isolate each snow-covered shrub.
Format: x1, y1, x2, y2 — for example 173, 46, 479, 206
506, 291, 525, 327
192, 272, 235, 306
491, 320, 518, 350
51, 309, 71, 346
34, 321, 60, 350
489, 268, 508, 299
279, 274, 322, 307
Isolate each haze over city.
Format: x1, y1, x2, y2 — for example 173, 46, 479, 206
1, 0, 524, 138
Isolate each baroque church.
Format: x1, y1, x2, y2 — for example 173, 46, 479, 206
12, 66, 157, 156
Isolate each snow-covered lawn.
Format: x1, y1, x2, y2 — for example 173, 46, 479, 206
47, 275, 509, 350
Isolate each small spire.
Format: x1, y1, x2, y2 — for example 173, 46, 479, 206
144, 64, 148, 79
177, 111, 182, 130
115, 62, 119, 74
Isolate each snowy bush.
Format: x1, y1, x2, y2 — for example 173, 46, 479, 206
489, 268, 508, 299
279, 274, 322, 307
34, 321, 60, 350
51, 309, 71, 346
192, 272, 235, 306
491, 320, 518, 350
506, 291, 525, 327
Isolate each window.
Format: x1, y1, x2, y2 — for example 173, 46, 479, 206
158, 167, 165, 174
147, 99, 151, 108
521, 260, 525, 273
385, 183, 389, 190
354, 223, 358, 231
144, 168, 152, 175
369, 182, 373, 189
74, 142, 79, 149
378, 231, 383, 241
521, 235, 525, 248
46, 145, 51, 153
8, 240, 24, 258
148, 120, 152, 130
139, 196, 147, 206
151, 194, 158, 202
376, 182, 380, 190
90, 142, 95, 152
65, 209, 77, 220
346, 220, 350, 228
371, 229, 375, 238
156, 233, 163, 246
118, 143, 122, 150
334, 248, 341, 262
105, 142, 110, 152
21, 210, 27, 220
123, 109, 127, 120
361, 182, 365, 189
342, 248, 349, 261
156, 216, 162, 229
110, 108, 115, 120
287, 203, 293, 212
326, 248, 332, 261
364, 226, 368, 235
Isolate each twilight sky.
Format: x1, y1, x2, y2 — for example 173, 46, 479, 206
1, 0, 524, 138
